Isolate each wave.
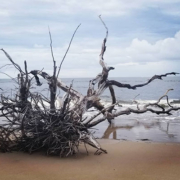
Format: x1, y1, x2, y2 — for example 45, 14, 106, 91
100, 99, 180, 107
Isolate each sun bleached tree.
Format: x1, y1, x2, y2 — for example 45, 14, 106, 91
0, 16, 179, 156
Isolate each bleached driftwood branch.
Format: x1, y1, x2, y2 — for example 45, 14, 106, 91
86, 89, 180, 127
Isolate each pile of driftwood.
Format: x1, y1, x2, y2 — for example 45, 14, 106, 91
0, 16, 180, 156
0, 58, 107, 155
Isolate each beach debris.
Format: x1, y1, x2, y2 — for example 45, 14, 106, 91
0, 16, 180, 156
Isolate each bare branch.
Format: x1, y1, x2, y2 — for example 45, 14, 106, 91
48, 26, 56, 76
1, 49, 23, 73
30, 70, 83, 100
0, 64, 12, 70
108, 85, 116, 113
107, 72, 179, 90
99, 15, 108, 63
57, 24, 81, 78
87, 89, 180, 127
0, 72, 18, 83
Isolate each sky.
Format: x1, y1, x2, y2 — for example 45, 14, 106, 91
0, 0, 180, 78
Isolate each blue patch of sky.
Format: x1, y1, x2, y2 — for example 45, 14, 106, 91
105, 7, 180, 42
1, 3, 180, 48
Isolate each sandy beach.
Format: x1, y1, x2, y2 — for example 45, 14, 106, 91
0, 140, 180, 180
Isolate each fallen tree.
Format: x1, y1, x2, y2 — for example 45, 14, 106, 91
0, 16, 180, 156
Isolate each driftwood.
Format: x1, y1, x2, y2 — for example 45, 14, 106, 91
0, 16, 180, 156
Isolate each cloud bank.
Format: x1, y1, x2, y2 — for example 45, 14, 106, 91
0, 0, 180, 78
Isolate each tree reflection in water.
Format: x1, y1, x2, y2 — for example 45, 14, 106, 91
102, 120, 175, 140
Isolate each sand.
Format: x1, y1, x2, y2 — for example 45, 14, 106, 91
0, 140, 180, 180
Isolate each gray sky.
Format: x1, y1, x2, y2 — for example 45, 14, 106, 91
0, 0, 180, 78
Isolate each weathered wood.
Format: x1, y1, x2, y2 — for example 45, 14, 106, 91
106, 73, 179, 90
0, 16, 179, 156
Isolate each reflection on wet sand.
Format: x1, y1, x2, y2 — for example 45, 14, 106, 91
102, 120, 175, 140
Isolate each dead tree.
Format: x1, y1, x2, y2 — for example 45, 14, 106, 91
0, 16, 179, 156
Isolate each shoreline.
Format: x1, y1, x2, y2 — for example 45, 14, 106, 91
99, 138, 180, 145
1, 139, 180, 180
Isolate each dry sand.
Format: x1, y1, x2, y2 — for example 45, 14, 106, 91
0, 140, 180, 180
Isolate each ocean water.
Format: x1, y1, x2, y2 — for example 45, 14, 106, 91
0, 77, 180, 101
0, 76, 180, 143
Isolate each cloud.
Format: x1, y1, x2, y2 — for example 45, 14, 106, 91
106, 30, 180, 66
0, 0, 180, 78
1, 30, 180, 78
1, 0, 180, 17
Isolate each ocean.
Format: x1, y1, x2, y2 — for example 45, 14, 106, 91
0, 76, 180, 143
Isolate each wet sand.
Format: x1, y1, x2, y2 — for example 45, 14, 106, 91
94, 111, 180, 143
0, 140, 180, 180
